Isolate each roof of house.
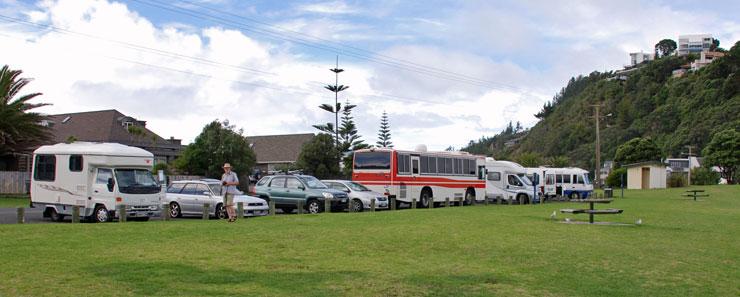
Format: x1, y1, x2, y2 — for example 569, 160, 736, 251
246, 133, 315, 163
45, 109, 178, 148
624, 161, 666, 168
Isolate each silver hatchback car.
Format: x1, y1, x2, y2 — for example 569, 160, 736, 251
164, 179, 269, 219
322, 180, 389, 212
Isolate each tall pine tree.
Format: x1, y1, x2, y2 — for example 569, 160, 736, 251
339, 99, 369, 176
376, 111, 393, 148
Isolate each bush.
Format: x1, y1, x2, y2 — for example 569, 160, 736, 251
152, 162, 170, 175
605, 167, 627, 188
668, 174, 687, 187
691, 167, 721, 185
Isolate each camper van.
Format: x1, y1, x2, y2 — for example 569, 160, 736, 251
485, 158, 538, 204
31, 142, 163, 222
526, 167, 593, 199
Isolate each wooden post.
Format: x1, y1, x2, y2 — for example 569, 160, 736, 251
507, 197, 512, 205
16, 207, 24, 224
497, 197, 501, 205
269, 200, 275, 216
484, 197, 489, 206
371, 199, 376, 212
118, 204, 126, 223
390, 197, 396, 210
445, 197, 450, 207
163, 204, 171, 221
471, 197, 476, 206
428, 197, 434, 209
411, 198, 417, 209
202, 203, 210, 220
72, 206, 80, 223
298, 201, 304, 215
458, 197, 463, 206
324, 198, 331, 213
519, 197, 524, 205
237, 202, 244, 219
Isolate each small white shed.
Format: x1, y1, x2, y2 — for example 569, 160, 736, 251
625, 161, 667, 189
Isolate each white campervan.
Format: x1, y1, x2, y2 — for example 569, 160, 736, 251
526, 167, 593, 199
485, 158, 538, 204
31, 142, 162, 222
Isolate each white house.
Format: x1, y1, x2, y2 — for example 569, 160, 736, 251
677, 34, 713, 56
629, 52, 654, 65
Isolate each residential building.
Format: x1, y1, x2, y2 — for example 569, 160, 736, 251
690, 51, 726, 71
45, 109, 183, 164
677, 34, 713, 56
599, 160, 614, 183
629, 52, 654, 65
246, 133, 315, 173
625, 161, 667, 189
665, 157, 701, 177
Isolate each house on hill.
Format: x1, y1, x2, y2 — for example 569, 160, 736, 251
44, 109, 183, 164
246, 133, 315, 173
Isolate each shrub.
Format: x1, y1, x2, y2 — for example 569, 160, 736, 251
668, 173, 687, 187
605, 167, 627, 187
691, 167, 721, 185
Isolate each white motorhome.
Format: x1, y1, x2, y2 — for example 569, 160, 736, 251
526, 167, 593, 199
31, 142, 163, 222
485, 158, 538, 204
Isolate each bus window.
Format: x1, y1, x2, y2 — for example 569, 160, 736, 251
546, 174, 554, 185
429, 157, 437, 173
420, 156, 429, 174
563, 174, 571, 183
556, 174, 563, 183
437, 158, 445, 174
397, 154, 410, 174
463, 160, 470, 176
445, 158, 453, 174
412, 159, 419, 174
354, 152, 391, 170
576, 175, 584, 184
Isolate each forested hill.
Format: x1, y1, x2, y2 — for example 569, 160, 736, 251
462, 41, 740, 170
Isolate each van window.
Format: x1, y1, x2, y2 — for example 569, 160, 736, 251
69, 155, 83, 172
487, 172, 501, 181
576, 175, 584, 184
546, 174, 554, 185
556, 174, 563, 183
33, 154, 56, 181
167, 183, 185, 193
114, 169, 160, 194
563, 174, 571, 183
95, 168, 113, 184
507, 175, 523, 186
270, 177, 286, 188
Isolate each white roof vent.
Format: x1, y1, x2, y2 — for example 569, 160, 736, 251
62, 116, 71, 123
414, 144, 427, 152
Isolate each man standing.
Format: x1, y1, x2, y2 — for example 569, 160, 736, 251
221, 163, 239, 222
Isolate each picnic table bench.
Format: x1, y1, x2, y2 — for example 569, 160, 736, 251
682, 189, 709, 201
560, 199, 623, 224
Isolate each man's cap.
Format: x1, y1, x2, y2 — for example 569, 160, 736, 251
223, 163, 232, 168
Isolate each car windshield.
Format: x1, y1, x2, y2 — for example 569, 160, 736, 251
517, 173, 533, 186
208, 183, 222, 195
346, 182, 371, 191
298, 176, 327, 189
114, 169, 160, 194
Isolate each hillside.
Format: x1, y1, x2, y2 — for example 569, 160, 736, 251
463, 41, 740, 170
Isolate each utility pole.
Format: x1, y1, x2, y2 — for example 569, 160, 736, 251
682, 145, 696, 186
591, 103, 603, 189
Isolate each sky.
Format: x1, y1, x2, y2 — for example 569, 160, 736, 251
1, 0, 739, 150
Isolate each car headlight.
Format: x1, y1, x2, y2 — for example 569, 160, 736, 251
322, 192, 334, 199
149, 205, 158, 211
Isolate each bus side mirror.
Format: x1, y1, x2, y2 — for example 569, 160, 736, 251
107, 178, 115, 192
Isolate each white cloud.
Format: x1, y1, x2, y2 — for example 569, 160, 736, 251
296, 0, 359, 15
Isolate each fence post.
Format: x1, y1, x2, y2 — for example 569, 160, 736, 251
16, 207, 24, 224
519, 197, 524, 205
298, 201, 304, 215
411, 199, 417, 209
202, 203, 210, 220
237, 202, 244, 219
324, 198, 331, 213
428, 197, 434, 209
471, 197, 476, 206
72, 206, 80, 223
458, 197, 463, 206
371, 199, 376, 212
445, 197, 450, 207
484, 197, 489, 206
163, 204, 171, 221
507, 197, 512, 205
118, 204, 126, 222
497, 197, 501, 205
390, 197, 396, 210
269, 200, 275, 215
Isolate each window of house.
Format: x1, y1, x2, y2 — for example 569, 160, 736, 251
69, 155, 83, 172
33, 155, 56, 181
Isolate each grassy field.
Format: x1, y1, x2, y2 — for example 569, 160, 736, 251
0, 196, 28, 208
1, 186, 738, 296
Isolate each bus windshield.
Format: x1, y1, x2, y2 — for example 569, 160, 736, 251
354, 152, 391, 170
114, 169, 160, 194
583, 174, 592, 185
517, 173, 533, 186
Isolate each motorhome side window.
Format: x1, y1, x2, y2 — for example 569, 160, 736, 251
69, 155, 83, 172
95, 168, 113, 184
33, 154, 56, 181
487, 172, 501, 181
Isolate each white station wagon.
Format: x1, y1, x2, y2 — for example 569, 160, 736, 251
164, 179, 269, 219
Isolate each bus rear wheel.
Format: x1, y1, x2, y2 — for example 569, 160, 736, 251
464, 190, 475, 205
419, 190, 432, 208
48, 208, 64, 222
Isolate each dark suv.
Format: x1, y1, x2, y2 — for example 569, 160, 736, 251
254, 175, 349, 214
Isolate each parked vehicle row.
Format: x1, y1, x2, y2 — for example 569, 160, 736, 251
164, 179, 268, 219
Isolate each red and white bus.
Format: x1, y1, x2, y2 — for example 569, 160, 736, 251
352, 147, 486, 208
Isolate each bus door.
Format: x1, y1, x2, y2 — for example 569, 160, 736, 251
545, 174, 555, 196
410, 155, 421, 202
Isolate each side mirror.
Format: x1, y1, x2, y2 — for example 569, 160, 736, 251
299, 185, 305, 191
506, 185, 510, 189
107, 177, 115, 192
344, 189, 350, 193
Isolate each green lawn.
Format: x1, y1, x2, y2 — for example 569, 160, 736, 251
0, 196, 29, 208
1, 186, 738, 296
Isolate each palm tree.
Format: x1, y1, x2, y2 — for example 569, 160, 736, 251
0, 65, 51, 155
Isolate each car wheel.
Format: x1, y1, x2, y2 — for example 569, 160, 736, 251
215, 204, 227, 219
419, 190, 432, 208
49, 208, 64, 222
280, 207, 295, 214
170, 202, 182, 218
351, 199, 364, 212
93, 205, 109, 223
307, 199, 321, 214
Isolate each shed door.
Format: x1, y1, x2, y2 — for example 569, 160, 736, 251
641, 167, 650, 189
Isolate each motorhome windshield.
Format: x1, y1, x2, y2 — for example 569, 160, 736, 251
517, 173, 533, 186
114, 169, 160, 194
